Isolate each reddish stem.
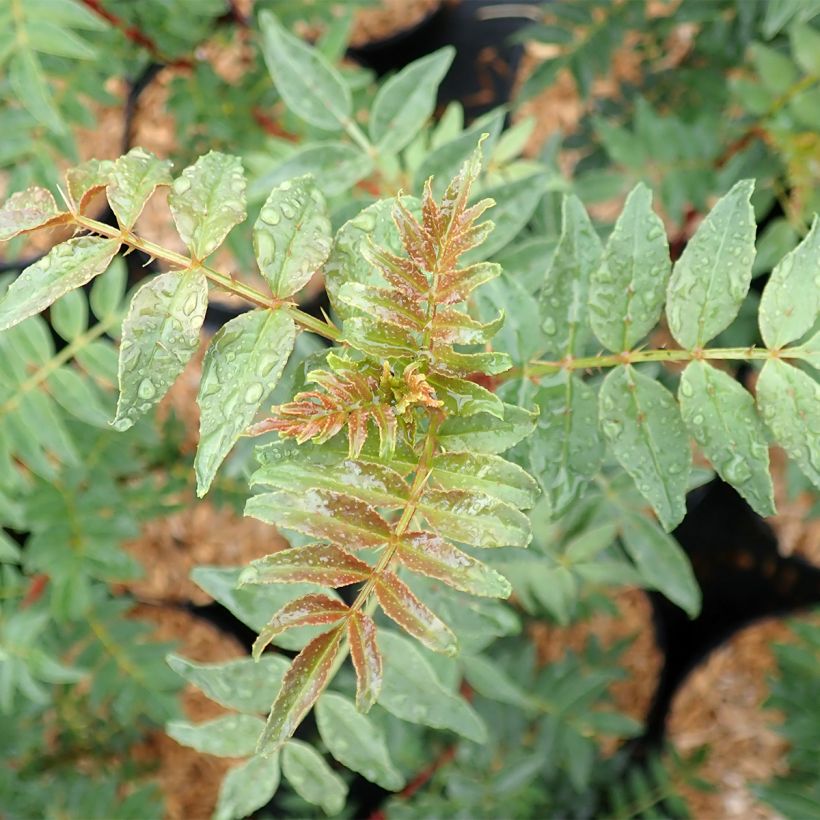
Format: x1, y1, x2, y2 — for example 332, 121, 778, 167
22, 574, 49, 608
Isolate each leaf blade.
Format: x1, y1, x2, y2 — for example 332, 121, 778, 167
347, 610, 382, 712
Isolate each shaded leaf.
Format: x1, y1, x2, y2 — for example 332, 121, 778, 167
599, 365, 690, 530
167, 714, 264, 757
347, 611, 382, 712
282, 739, 347, 816
107, 147, 173, 230
215, 755, 281, 820
169, 151, 247, 260
195, 308, 296, 496
9, 49, 64, 134
240, 543, 372, 589
114, 267, 208, 431
589, 182, 671, 352
0, 187, 67, 241
254, 175, 332, 298
666, 180, 756, 348
679, 361, 774, 516
0, 237, 120, 331
253, 594, 348, 658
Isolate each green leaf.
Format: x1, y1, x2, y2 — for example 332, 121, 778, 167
214, 755, 281, 820
529, 373, 604, 519
254, 175, 332, 298
89, 257, 126, 320
168, 151, 247, 260
9, 50, 64, 134
0, 187, 66, 241
240, 543, 372, 589
47, 367, 111, 427
678, 361, 775, 517
114, 268, 208, 431
620, 511, 701, 616
66, 158, 115, 213
50, 289, 87, 341
539, 194, 603, 357
167, 714, 265, 757
107, 148, 173, 229
396, 531, 512, 598
27, 19, 97, 60
426, 373, 504, 419
749, 42, 799, 94
430, 452, 540, 509
759, 216, 820, 349
370, 47, 455, 153
0, 236, 120, 331
461, 654, 530, 708
377, 631, 487, 742
315, 692, 404, 790
166, 654, 290, 714
375, 571, 458, 655
437, 402, 537, 454
790, 23, 820, 74
665, 180, 756, 348
195, 308, 296, 496
599, 366, 691, 531
589, 182, 671, 352
756, 359, 820, 489
258, 11, 352, 132
282, 740, 347, 816
347, 610, 381, 712
257, 625, 345, 755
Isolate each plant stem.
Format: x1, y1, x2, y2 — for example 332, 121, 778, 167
72, 214, 341, 342
506, 345, 804, 381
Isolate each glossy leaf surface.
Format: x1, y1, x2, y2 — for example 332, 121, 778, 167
347, 610, 382, 712
436, 403, 537, 454
107, 147, 172, 229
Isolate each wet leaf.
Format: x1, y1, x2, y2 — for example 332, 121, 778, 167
0, 236, 120, 331
167, 714, 265, 757
589, 182, 671, 352
756, 359, 820, 489
315, 693, 404, 790
539, 194, 602, 357
0, 187, 67, 241
666, 180, 756, 348
240, 543, 372, 589
759, 216, 820, 349
65, 158, 114, 212
679, 361, 774, 517
214, 755, 281, 820
257, 624, 344, 755
258, 11, 352, 132
254, 175, 332, 298
245, 489, 392, 549
374, 571, 458, 655
347, 610, 382, 712
282, 739, 347, 815
166, 654, 290, 714
195, 308, 296, 496
378, 631, 486, 742
253, 594, 349, 658
107, 147, 173, 229
529, 372, 604, 518
168, 151, 247, 260
621, 511, 700, 617
599, 365, 690, 531
396, 531, 511, 598
437, 402, 537, 454
370, 47, 455, 154
427, 373, 504, 419
114, 267, 208, 431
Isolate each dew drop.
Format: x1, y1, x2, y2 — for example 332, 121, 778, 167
692, 413, 704, 426
244, 383, 264, 404
280, 202, 296, 220
173, 176, 191, 195
137, 378, 156, 400
679, 379, 694, 398
183, 293, 200, 316
255, 232, 276, 265
260, 207, 280, 225
543, 317, 557, 335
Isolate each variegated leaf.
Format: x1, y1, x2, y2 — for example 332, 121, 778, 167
253, 594, 348, 658
0, 187, 68, 241
239, 543, 372, 588
347, 611, 382, 712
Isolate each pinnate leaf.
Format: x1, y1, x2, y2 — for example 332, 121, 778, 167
215, 755, 281, 820
245, 489, 392, 549
167, 714, 265, 757
589, 182, 671, 352
347, 610, 382, 712
756, 359, 820, 489
315, 693, 404, 790
240, 543, 372, 589
396, 531, 511, 598
375, 571, 458, 655
0, 187, 67, 241
370, 47, 455, 153
599, 365, 691, 531
0, 236, 120, 331
114, 267, 208, 431
665, 180, 756, 348
759, 216, 820, 349
678, 361, 774, 516
169, 151, 247, 260
258, 11, 352, 132
254, 175, 332, 298
195, 308, 296, 496
281, 739, 347, 816
107, 147, 173, 229
257, 624, 345, 755
252, 594, 349, 658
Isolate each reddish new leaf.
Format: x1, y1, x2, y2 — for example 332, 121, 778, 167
240, 543, 372, 588
396, 531, 511, 598
253, 593, 348, 659
257, 625, 345, 754
374, 571, 457, 656
347, 610, 382, 713
0, 187, 69, 241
